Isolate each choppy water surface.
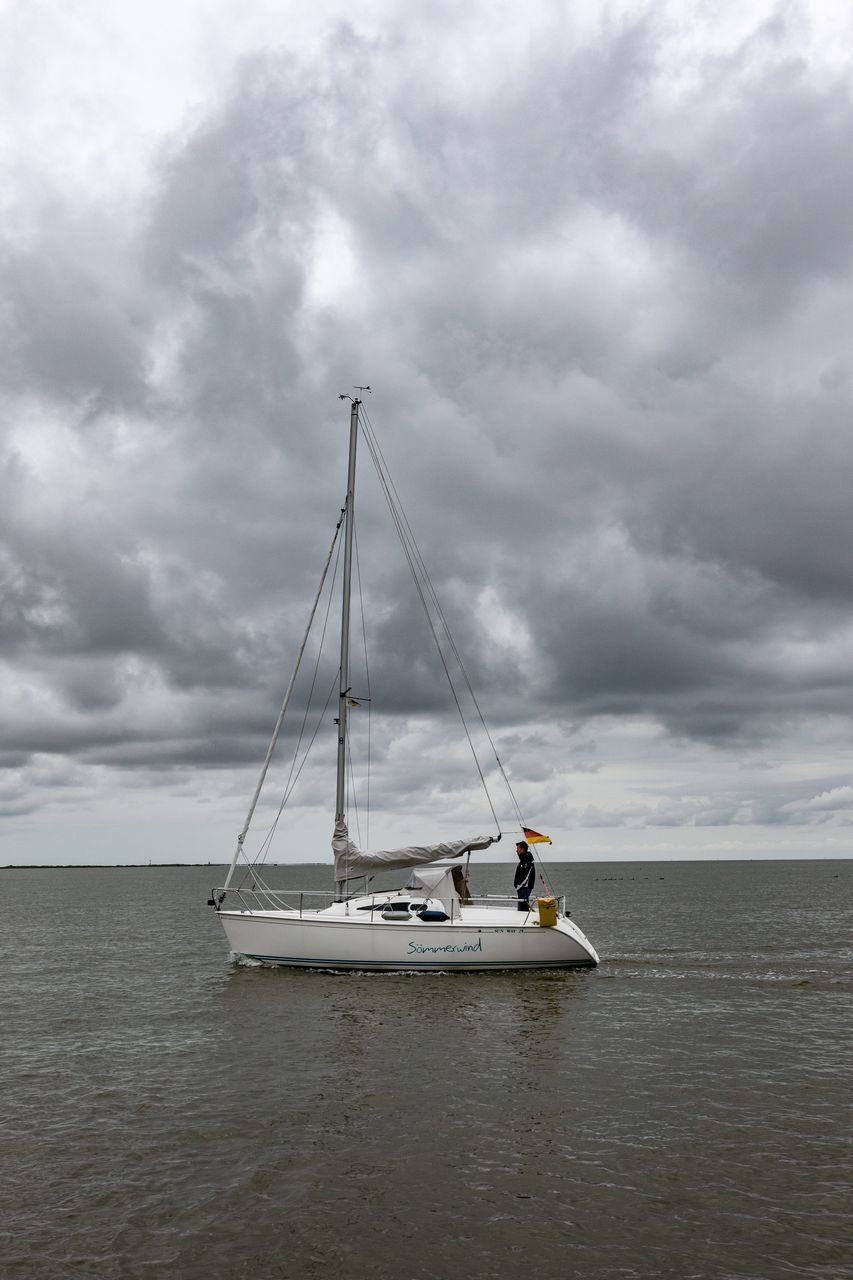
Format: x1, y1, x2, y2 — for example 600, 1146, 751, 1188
2, 859, 851, 1280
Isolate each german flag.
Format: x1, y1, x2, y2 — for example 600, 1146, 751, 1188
522, 826, 552, 845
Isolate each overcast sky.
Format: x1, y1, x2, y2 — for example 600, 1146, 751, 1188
2, 0, 852, 866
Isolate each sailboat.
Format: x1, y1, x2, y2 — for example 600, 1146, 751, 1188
209, 396, 599, 971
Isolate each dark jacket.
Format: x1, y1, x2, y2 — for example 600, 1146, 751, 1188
514, 852, 535, 893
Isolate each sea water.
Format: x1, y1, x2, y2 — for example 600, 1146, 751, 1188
2, 859, 851, 1280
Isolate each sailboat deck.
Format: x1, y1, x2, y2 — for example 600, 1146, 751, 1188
215, 890, 598, 968
215, 889, 563, 929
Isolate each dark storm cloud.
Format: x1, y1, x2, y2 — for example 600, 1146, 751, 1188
0, 196, 150, 410
3, 4, 853, 839
0, 518, 164, 659
142, 53, 334, 445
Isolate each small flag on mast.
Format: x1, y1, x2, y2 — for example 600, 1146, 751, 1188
522, 826, 552, 845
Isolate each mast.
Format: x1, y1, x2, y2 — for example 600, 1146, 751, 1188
335, 396, 360, 899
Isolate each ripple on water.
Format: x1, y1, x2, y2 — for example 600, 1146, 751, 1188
2, 861, 851, 1280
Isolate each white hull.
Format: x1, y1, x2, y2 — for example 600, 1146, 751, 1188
217, 904, 599, 971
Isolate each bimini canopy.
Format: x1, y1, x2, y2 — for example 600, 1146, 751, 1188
333, 819, 494, 880
405, 864, 472, 910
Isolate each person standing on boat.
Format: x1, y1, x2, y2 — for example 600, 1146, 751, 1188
514, 841, 535, 911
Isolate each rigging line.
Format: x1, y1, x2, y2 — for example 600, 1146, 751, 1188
343, 731, 361, 902
236, 531, 344, 887
529, 843, 556, 900
241, 665, 339, 886
245, 674, 340, 902
346, 732, 361, 849
281, 673, 338, 809
353, 521, 372, 849
366, 685, 371, 849
361, 408, 527, 826
262, 532, 343, 839
360, 425, 499, 828
358, 421, 501, 831
360, 408, 493, 728
224, 508, 345, 893
249, 671, 339, 872
363, 419, 555, 901
358, 412, 502, 817
360, 413, 508, 758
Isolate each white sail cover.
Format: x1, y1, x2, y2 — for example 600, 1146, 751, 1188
333, 819, 494, 879
406, 865, 462, 911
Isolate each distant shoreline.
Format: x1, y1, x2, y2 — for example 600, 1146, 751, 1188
3, 855, 851, 869
0, 860, 302, 870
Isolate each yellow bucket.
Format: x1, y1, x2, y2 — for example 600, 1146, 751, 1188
537, 896, 558, 928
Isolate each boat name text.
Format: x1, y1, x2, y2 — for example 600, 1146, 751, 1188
407, 939, 484, 955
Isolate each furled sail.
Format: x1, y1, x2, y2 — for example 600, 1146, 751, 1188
333, 819, 494, 878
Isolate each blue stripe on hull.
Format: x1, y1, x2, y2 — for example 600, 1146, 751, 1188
239, 952, 595, 970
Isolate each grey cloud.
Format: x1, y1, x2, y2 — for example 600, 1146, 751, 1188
0, 516, 164, 661
0, 207, 150, 409
2, 8, 853, 844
